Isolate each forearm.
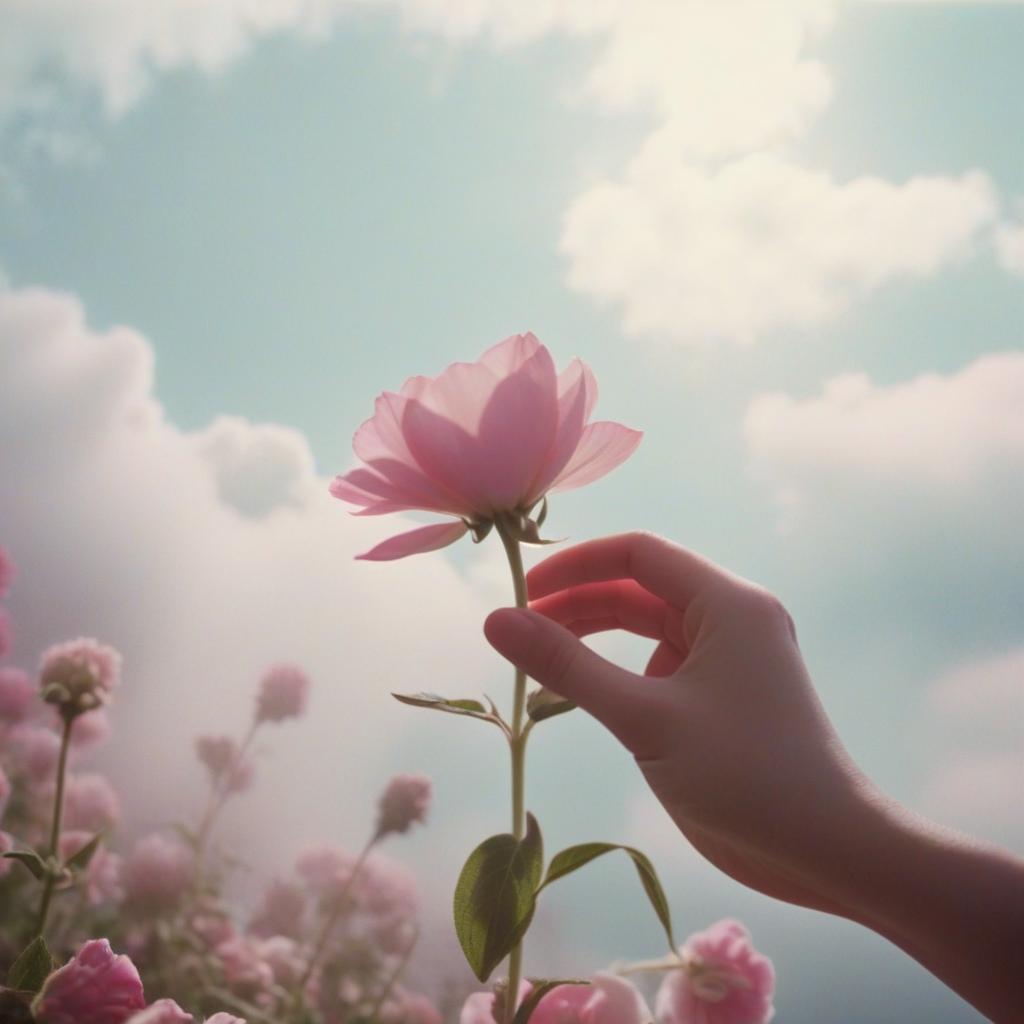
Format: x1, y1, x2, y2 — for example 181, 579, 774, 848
824, 792, 1024, 1022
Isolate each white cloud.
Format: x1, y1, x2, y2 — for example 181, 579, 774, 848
0, 280, 505, 890
993, 199, 1024, 277
919, 647, 1024, 846
744, 351, 1024, 527
563, 153, 996, 345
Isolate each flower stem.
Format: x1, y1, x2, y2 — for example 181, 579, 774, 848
495, 518, 530, 1023
296, 833, 377, 1001
36, 715, 74, 937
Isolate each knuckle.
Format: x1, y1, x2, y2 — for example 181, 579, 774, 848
737, 585, 796, 635
546, 639, 584, 692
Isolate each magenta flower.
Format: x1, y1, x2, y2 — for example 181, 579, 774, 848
655, 920, 775, 1024
375, 773, 431, 837
122, 833, 194, 911
331, 332, 642, 560
124, 1000, 193, 1024
39, 638, 121, 719
255, 664, 310, 723
0, 666, 35, 723
0, 544, 14, 599
33, 939, 146, 1024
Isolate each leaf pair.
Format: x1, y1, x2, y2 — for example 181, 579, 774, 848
454, 816, 676, 989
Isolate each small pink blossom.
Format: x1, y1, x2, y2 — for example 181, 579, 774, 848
255, 664, 310, 723
63, 772, 121, 832
124, 1000, 193, 1024
215, 936, 273, 994
0, 544, 14, 599
190, 909, 237, 948
39, 638, 122, 718
8, 723, 61, 782
0, 608, 11, 659
257, 935, 304, 987
460, 981, 532, 1024
378, 988, 442, 1024
60, 829, 123, 904
655, 920, 775, 1024
33, 939, 146, 1024
122, 833, 194, 910
66, 709, 112, 752
358, 853, 418, 920
376, 773, 431, 837
195, 735, 253, 793
0, 666, 35, 722
249, 878, 307, 939
532, 974, 651, 1024
331, 332, 642, 560
295, 844, 358, 900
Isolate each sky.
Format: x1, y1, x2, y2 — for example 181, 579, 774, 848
1, 2, 1022, 1021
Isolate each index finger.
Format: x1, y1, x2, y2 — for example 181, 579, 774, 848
526, 531, 725, 609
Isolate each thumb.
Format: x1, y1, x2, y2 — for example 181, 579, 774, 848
483, 607, 652, 750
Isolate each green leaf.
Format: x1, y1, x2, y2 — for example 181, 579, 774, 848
2, 850, 46, 881
453, 813, 544, 982
538, 843, 676, 951
7, 936, 56, 994
511, 979, 590, 1024
64, 833, 103, 871
526, 687, 576, 723
392, 692, 500, 725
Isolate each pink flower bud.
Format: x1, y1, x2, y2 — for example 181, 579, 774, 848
249, 878, 306, 939
375, 774, 431, 837
124, 1000, 193, 1024
63, 773, 121, 832
33, 939, 146, 1024
255, 664, 309, 723
195, 735, 253, 793
655, 919, 775, 1024
0, 544, 14, 600
215, 936, 274, 994
0, 667, 35, 723
532, 974, 651, 1024
122, 834, 194, 911
39, 638, 121, 720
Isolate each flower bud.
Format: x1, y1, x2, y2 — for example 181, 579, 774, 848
375, 774, 431, 838
255, 664, 309, 724
38, 638, 121, 722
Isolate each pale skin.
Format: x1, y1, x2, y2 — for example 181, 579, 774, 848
483, 531, 1024, 1024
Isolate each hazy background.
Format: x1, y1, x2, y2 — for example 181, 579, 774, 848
1, 2, 1022, 1020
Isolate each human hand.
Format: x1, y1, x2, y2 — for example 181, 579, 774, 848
483, 531, 875, 918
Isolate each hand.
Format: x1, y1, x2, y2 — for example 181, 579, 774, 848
484, 531, 875, 918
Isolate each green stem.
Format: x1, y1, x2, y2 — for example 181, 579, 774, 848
295, 833, 377, 1001
36, 715, 74, 937
496, 518, 530, 1023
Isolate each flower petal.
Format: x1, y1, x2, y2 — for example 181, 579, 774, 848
548, 421, 642, 493
478, 332, 541, 376
355, 520, 469, 561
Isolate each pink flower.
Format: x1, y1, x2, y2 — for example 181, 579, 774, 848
375, 773, 431, 837
378, 988, 442, 1024
0, 666, 35, 722
8, 723, 61, 782
255, 664, 310, 723
256, 935, 304, 987
0, 544, 14, 599
195, 735, 253, 793
122, 833, 194, 910
59, 830, 123, 904
655, 920, 775, 1024
205, 1016, 246, 1024
358, 853, 418, 920
33, 939, 146, 1024
66, 709, 112, 752
0, 608, 11, 659
215, 936, 273, 994
295, 844, 358, 900
39, 638, 122, 718
249, 878, 307, 939
331, 332, 642, 560
124, 1000, 193, 1024
532, 974, 651, 1024
460, 981, 532, 1024
63, 772, 121, 832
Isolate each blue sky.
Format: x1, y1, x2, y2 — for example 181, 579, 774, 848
1, 3, 1022, 1021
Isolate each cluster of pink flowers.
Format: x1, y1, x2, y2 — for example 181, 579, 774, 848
375, 773, 431, 837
